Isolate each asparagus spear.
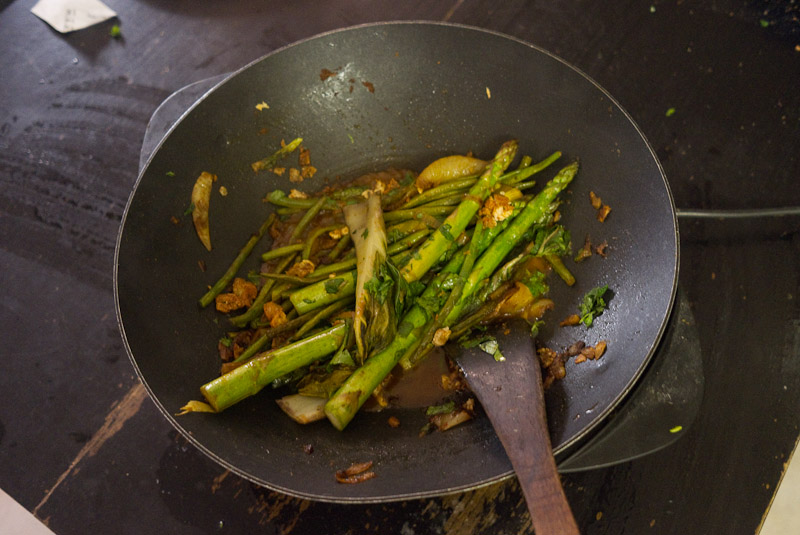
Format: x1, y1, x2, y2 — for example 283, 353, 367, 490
440, 162, 579, 326
200, 323, 348, 412
398, 140, 518, 283
251, 137, 303, 172
199, 213, 275, 308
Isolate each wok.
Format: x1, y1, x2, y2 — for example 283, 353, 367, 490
115, 22, 678, 502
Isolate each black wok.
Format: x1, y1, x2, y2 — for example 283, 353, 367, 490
115, 22, 678, 502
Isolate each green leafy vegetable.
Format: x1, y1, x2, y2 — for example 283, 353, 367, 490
579, 284, 610, 326
523, 271, 549, 298
344, 192, 400, 363
531, 225, 571, 257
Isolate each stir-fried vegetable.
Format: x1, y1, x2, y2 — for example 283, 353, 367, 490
191, 171, 215, 251
343, 192, 400, 363
181, 139, 602, 433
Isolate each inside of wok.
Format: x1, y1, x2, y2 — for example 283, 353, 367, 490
116, 23, 677, 502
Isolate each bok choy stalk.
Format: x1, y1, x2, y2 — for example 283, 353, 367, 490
343, 192, 401, 364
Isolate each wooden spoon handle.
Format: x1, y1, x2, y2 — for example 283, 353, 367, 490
457, 324, 580, 534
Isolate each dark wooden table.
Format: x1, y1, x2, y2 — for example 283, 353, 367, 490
2, 1, 798, 533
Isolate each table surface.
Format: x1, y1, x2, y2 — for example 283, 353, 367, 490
1, 1, 799, 534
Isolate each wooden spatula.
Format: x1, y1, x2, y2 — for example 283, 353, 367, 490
453, 319, 580, 535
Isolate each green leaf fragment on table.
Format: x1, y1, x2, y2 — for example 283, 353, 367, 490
579, 284, 610, 326
666, 107, 676, 117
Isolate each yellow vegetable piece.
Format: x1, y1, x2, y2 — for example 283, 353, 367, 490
192, 171, 215, 251
415, 155, 486, 192
177, 400, 217, 415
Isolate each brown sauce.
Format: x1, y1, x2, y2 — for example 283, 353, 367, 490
363, 348, 453, 410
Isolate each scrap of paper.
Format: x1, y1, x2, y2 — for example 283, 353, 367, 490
31, 0, 117, 33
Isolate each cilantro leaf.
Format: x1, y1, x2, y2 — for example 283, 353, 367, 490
426, 401, 456, 416
364, 276, 393, 304
532, 225, 571, 257
523, 271, 549, 298
579, 284, 610, 326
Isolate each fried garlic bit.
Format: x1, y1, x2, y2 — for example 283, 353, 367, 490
215, 277, 257, 313
289, 189, 308, 199
328, 226, 350, 239
478, 192, 514, 228
298, 146, 311, 166
371, 178, 399, 195
286, 259, 316, 278
432, 326, 451, 347
301, 165, 317, 179
262, 301, 287, 328
574, 340, 608, 364
589, 191, 612, 222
